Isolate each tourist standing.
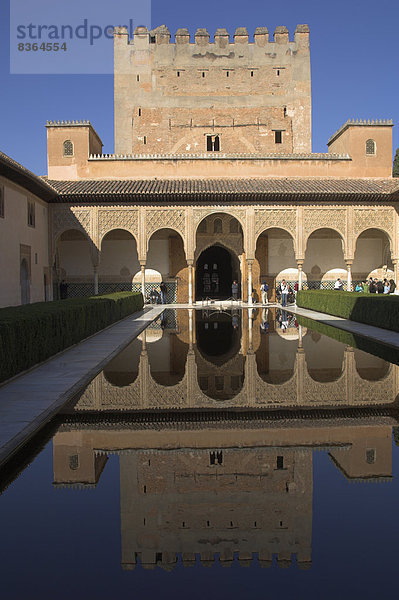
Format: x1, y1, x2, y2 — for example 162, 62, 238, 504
281, 279, 289, 307
231, 280, 239, 300
376, 279, 384, 294
150, 287, 160, 304
383, 279, 390, 294
369, 278, 376, 293
260, 281, 269, 305
60, 280, 68, 299
389, 279, 396, 294
355, 282, 363, 292
160, 281, 167, 304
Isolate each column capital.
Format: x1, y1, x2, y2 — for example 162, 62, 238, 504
187, 259, 194, 267
140, 261, 146, 268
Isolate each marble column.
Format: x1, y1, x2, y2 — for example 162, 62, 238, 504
297, 260, 304, 290
188, 261, 193, 305
345, 260, 353, 291
93, 266, 99, 295
140, 263, 146, 300
247, 260, 253, 305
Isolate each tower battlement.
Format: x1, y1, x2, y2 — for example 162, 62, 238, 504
114, 24, 312, 156
114, 24, 309, 47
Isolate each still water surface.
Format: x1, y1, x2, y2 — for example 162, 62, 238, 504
1, 308, 399, 599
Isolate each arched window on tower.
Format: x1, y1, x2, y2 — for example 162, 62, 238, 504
213, 218, 222, 233
366, 139, 376, 155
63, 140, 74, 157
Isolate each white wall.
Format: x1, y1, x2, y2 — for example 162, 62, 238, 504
99, 238, 139, 280
352, 238, 384, 274
303, 238, 345, 275
58, 240, 93, 279
0, 178, 49, 307
268, 237, 296, 274
147, 239, 170, 276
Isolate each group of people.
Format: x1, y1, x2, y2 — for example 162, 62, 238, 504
148, 282, 168, 304
357, 277, 396, 294
260, 279, 296, 307
335, 277, 396, 294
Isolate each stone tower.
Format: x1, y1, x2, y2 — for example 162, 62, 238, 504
114, 24, 311, 155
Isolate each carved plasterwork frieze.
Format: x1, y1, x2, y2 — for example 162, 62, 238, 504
145, 208, 186, 240
254, 209, 296, 239
354, 208, 394, 245
303, 208, 346, 241
98, 208, 139, 243
52, 206, 92, 243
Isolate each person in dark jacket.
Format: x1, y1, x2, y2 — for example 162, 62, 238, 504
231, 280, 239, 300
160, 282, 167, 304
60, 280, 68, 299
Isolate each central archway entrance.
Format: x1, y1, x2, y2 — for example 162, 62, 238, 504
195, 245, 239, 300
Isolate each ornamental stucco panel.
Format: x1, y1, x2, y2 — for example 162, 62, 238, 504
303, 208, 347, 241
98, 208, 139, 243
254, 208, 297, 238
145, 208, 186, 241
52, 206, 92, 243
354, 208, 394, 245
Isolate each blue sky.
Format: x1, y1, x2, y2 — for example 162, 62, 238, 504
0, 0, 398, 175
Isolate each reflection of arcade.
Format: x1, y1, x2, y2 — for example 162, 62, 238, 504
53, 419, 396, 571
72, 309, 399, 411
56, 308, 399, 570
195, 309, 243, 400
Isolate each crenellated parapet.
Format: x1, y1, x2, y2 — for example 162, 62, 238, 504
114, 24, 311, 155
121, 550, 309, 570
114, 24, 309, 46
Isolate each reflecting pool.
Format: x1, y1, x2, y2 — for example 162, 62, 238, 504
1, 308, 399, 600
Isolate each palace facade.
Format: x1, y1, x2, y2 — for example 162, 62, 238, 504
1, 24, 398, 307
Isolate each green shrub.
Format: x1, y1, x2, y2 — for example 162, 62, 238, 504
296, 290, 399, 333
295, 314, 399, 366
0, 292, 143, 383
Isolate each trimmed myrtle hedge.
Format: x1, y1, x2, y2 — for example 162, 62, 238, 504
296, 290, 399, 333
0, 292, 143, 383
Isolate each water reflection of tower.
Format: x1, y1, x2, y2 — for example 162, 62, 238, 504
119, 446, 313, 570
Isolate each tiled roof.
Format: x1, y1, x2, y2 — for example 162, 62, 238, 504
0, 151, 56, 202
46, 177, 399, 203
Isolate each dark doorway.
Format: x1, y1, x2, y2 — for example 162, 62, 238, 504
196, 245, 238, 300
20, 259, 30, 305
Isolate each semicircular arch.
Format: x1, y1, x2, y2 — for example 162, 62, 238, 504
255, 226, 297, 255
304, 227, 346, 256
99, 227, 138, 247
146, 226, 186, 255
354, 227, 393, 253
54, 226, 91, 246
195, 239, 241, 261
194, 210, 246, 239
